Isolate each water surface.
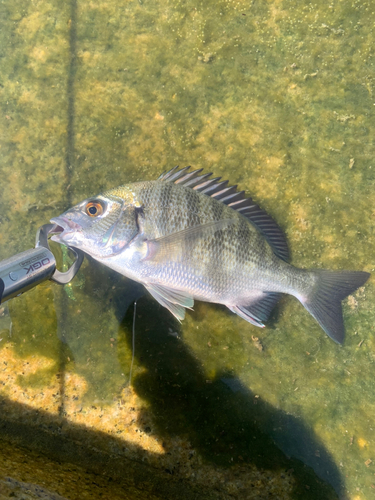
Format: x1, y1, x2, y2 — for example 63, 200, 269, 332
0, 0, 374, 498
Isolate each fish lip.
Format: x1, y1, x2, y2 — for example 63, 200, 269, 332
50, 216, 83, 243
50, 216, 82, 232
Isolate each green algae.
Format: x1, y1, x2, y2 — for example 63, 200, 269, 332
1, 0, 375, 498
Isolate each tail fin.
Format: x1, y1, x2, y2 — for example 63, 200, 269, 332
300, 270, 370, 344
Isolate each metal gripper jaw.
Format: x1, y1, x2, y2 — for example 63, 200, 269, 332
0, 224, 84, 304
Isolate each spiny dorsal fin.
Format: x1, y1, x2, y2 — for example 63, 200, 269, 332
158, 166, 290, 262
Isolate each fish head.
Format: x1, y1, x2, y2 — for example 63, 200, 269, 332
50, 188, 141, 258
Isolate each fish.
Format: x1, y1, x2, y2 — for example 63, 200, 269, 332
50, 166, 370, 344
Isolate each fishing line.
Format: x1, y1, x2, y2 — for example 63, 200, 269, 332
128, 300, 137, 386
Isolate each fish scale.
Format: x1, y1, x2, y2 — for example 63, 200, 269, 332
51, 166, 370, 344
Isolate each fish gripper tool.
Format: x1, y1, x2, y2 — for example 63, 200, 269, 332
0, 224, 84, 304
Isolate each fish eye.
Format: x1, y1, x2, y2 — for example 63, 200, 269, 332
85, 200, 104, 217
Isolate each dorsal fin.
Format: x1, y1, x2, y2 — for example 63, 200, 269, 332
158, 166, 290, 262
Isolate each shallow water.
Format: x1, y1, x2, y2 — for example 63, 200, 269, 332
0, 0, 374, 498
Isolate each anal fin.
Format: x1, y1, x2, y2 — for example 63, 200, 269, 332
228, 292, 281, 327
228, 306, 265, 327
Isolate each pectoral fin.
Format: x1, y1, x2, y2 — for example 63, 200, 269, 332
143, 219, 236, 263
145, 283, 194, 321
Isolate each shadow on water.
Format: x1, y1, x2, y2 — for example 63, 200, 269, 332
114, 290, 344, 499
0, 396, 215, 500
66, 0, 77, 176
55, 0, 77, 421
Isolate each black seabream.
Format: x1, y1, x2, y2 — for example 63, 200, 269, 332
51, 166, 370, 343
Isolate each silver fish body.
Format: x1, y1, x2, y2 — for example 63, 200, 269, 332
51, 167, 370, 343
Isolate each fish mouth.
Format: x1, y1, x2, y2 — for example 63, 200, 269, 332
50, 217, 82, 243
